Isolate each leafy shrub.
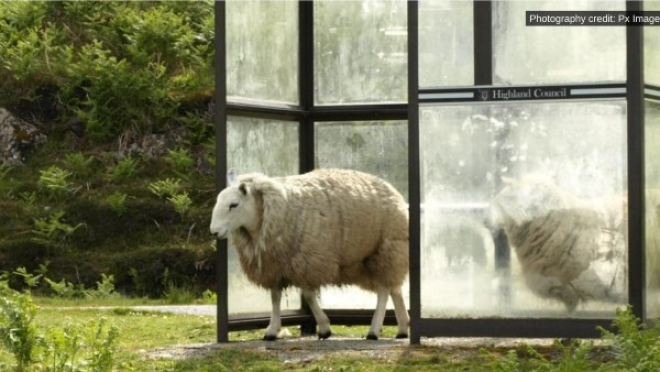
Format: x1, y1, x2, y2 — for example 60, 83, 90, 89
106, 157, 138, 182
0, 279, 40, 371
483, 349, 526, 372
128, 268, 145, 298
163, 283, 197, 305
32, 211, 83, 255
165, 148, 194, 179
90, 273, 118, 299
44, 277, 86, 299
483, 340, 596, 372
148, 178, 183, 198
18, 191, 37, 210
168, 192, 193, 217
67, 48, 179, 142
111, 247, 201, 297
0, 2, 64, 113
599, 306, 660, 371
201, 289, 217, 304
106, 192, 128, 216
0, 277, 119, 371
1, 1, 214, 139
38, 165, 75, 198
63, 152, 96, 179
12, 267, 42, 292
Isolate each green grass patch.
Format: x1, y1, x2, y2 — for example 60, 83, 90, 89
3, 304, 655, 372
33, 293, 216, 308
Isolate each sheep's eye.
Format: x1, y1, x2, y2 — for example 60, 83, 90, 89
229, 202, 239, 211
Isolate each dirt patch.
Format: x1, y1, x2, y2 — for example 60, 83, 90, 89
142, 336, 568, 364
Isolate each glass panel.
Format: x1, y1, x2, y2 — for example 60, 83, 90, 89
314, 0, 407, 105
226, 116, 300, 314
227, 117, 299, 177
646, 1, 660, 86
315, 121, 408, 199
646, 100, 660, 318
419, 101, 628, 318
493, 1, 625, 85
226, 0, 298, 104
315, 120, 408, 309
419, 0, 473, 88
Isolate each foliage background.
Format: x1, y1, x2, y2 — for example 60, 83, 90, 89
0, 0, 218, 297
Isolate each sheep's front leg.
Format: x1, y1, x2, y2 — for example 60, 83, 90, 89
302, 289, 332, 339
264, 287, 282, 341
367, 287, 389, 340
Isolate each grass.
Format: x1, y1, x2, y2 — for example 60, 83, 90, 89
0, 305, 493, 371
0, 305, 624, 371
32, 294, 215, 308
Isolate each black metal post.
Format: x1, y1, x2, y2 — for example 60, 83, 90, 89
626, 0, 646, 321
474, 0, 492, 85
299, 0, 315, 175
214, 0, 229, 343
407, 0, 421, 345
299, 0, 317, 336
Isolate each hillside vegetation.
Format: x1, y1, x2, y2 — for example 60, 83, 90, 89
0, 1, 218, 297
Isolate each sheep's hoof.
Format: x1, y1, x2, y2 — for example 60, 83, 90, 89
263, 334, 277, 341
366, 333, 378, 341
318, 331, 332, 340
396, 333, 409, 339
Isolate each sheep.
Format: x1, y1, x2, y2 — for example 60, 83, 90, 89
490, 175, 627, 311
210, 168, 409, 341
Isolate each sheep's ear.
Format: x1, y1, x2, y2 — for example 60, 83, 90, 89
238, 183, 248, 196
227, 168, 238, 186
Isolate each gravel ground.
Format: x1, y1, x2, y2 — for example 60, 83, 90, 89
143, 336, 570, 364
60, 305, 582, 363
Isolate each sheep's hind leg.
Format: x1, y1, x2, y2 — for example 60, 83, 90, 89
367, 287, 389, 340
302, 289, 332, 339
390, 287, 409, 339
264, 287, 282, 341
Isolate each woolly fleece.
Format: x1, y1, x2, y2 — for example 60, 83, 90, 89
227, 168, 409, 293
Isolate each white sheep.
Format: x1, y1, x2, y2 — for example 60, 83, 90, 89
210, 168, 409, 341
490, 176, 627, 311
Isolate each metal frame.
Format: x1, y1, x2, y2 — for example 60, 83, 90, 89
627, 0, 646, 324
215, 0, 407, 342
408, 0, 646, 343
216, 0, 650, 343
214, 0, 229, 343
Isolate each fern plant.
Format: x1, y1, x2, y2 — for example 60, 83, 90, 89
62, 152, 95, 179
106, 192, 128, 216
12, 267, 42, 292
88, 274, 117, 299
32, 211, 82, 255
599, 306, 660, 371
165, 148, 194, 179
44, 277, 86, 299
148, 178, 182, 198
38, 166, 75, 198
168, 192, 192, 217
106, 157, 138, 182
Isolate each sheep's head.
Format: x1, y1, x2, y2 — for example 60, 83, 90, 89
210, 170, 260, 239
